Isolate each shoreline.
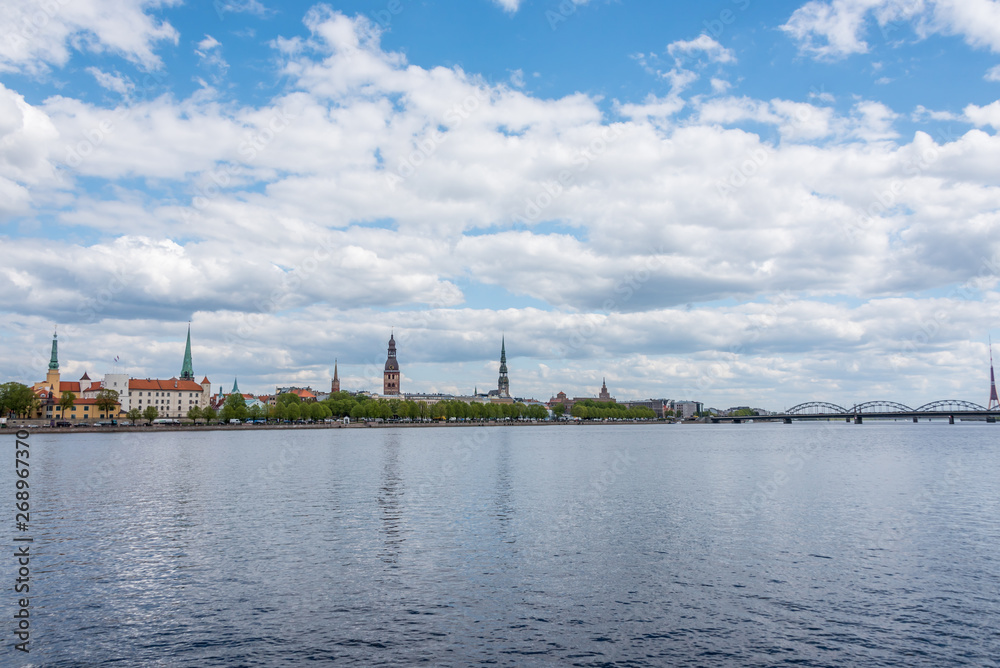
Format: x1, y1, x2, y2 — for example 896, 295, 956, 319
2, 419, 676, 435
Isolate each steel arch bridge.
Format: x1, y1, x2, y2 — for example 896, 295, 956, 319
855, 401, 914, 413
786, 402, 849, 415
914, 400, 988, 412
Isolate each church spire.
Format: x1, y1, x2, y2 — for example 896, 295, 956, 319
48, 328, 59, 370
180, 323, 194, 381
331, 359, 340, 393
497, 336, 510, 398
231, 377, 240, 395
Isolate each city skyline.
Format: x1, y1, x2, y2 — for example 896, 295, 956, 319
2, 2, 1000, 408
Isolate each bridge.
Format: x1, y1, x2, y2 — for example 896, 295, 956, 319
712, 400, 1000, 424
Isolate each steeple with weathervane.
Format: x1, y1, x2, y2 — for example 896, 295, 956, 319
497, 336, 510, 398
180, 323, 194, 381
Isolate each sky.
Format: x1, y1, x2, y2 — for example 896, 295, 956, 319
1, 0, 999, 410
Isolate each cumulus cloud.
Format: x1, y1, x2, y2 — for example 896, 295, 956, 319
3, 9, 1000, 407
781, 0, 1000, 60
667, 34, 737, 65
0, 0, 180, 74
964, 100, 1000, 129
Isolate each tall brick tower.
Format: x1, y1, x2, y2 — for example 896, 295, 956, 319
383, 333, 400, 396
331, 359, 340, 394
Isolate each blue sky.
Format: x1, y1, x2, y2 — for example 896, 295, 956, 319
2, 0, 1000, 408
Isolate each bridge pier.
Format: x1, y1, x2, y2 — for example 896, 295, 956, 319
988, 416, 996, 424
783, 417, 792, 424
854, 415, 863, 424
949, 415, 955, 425
913, 417, 918, 423
846, 417, 851, 423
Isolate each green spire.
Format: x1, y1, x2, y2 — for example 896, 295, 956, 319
499, 335, 508, 373
231, 377, 240, 395
180, 324, 194, 381
48, 330, 59, 370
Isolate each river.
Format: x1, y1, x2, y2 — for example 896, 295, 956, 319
7, 422, 999, 666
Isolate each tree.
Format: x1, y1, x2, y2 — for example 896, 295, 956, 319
0, 382, 35, 418
126, 408, 142, 425
187, 405, 203, 423
142, 406, 159, 424
94, 388, 120, 417
59, 391, 76, 420
277, 392, 301, 406
285, 403, 301, 421
552, 403, 566, 417
220, 392, 248, 422
203, 406, 218, 424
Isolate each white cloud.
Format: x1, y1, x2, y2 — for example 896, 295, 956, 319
964, 100, 1000, 129
3, 10, 1000, 407
197, 35, 221, 53
195, 34, 229, 81
491, 0, 522, 11
86, 67, 134, 96
782, 0, 1000, 60
0, 0, 180, 74
710, 78, 732, 94
667, 34, 737, 65
986, 64, 1000, 81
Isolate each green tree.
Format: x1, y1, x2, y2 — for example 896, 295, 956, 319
220, 392, 248, 421
59, 391, 77, 420
95, 388, 120, 417
142, 405, 159, 424
0, 382, 35, 418
203, 406, 218, 424
126, 408, 142, 425
278, 392, 301, 406
285, 403, 301, 421
552, 403, 566, 417
187, 405, 203, 423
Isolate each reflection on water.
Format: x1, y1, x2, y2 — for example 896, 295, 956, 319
378, 431, 404, 566
492, 431, 514, 539
11, 424, 1000, 666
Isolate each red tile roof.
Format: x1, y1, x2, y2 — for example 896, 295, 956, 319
59, 381, 81, 393
201, 377, 210, 384
130, 378, 207, 392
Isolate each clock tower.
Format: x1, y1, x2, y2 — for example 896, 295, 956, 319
383, 333, 400, 396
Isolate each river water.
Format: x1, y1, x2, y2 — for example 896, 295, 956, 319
7, 423, 1000, 666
